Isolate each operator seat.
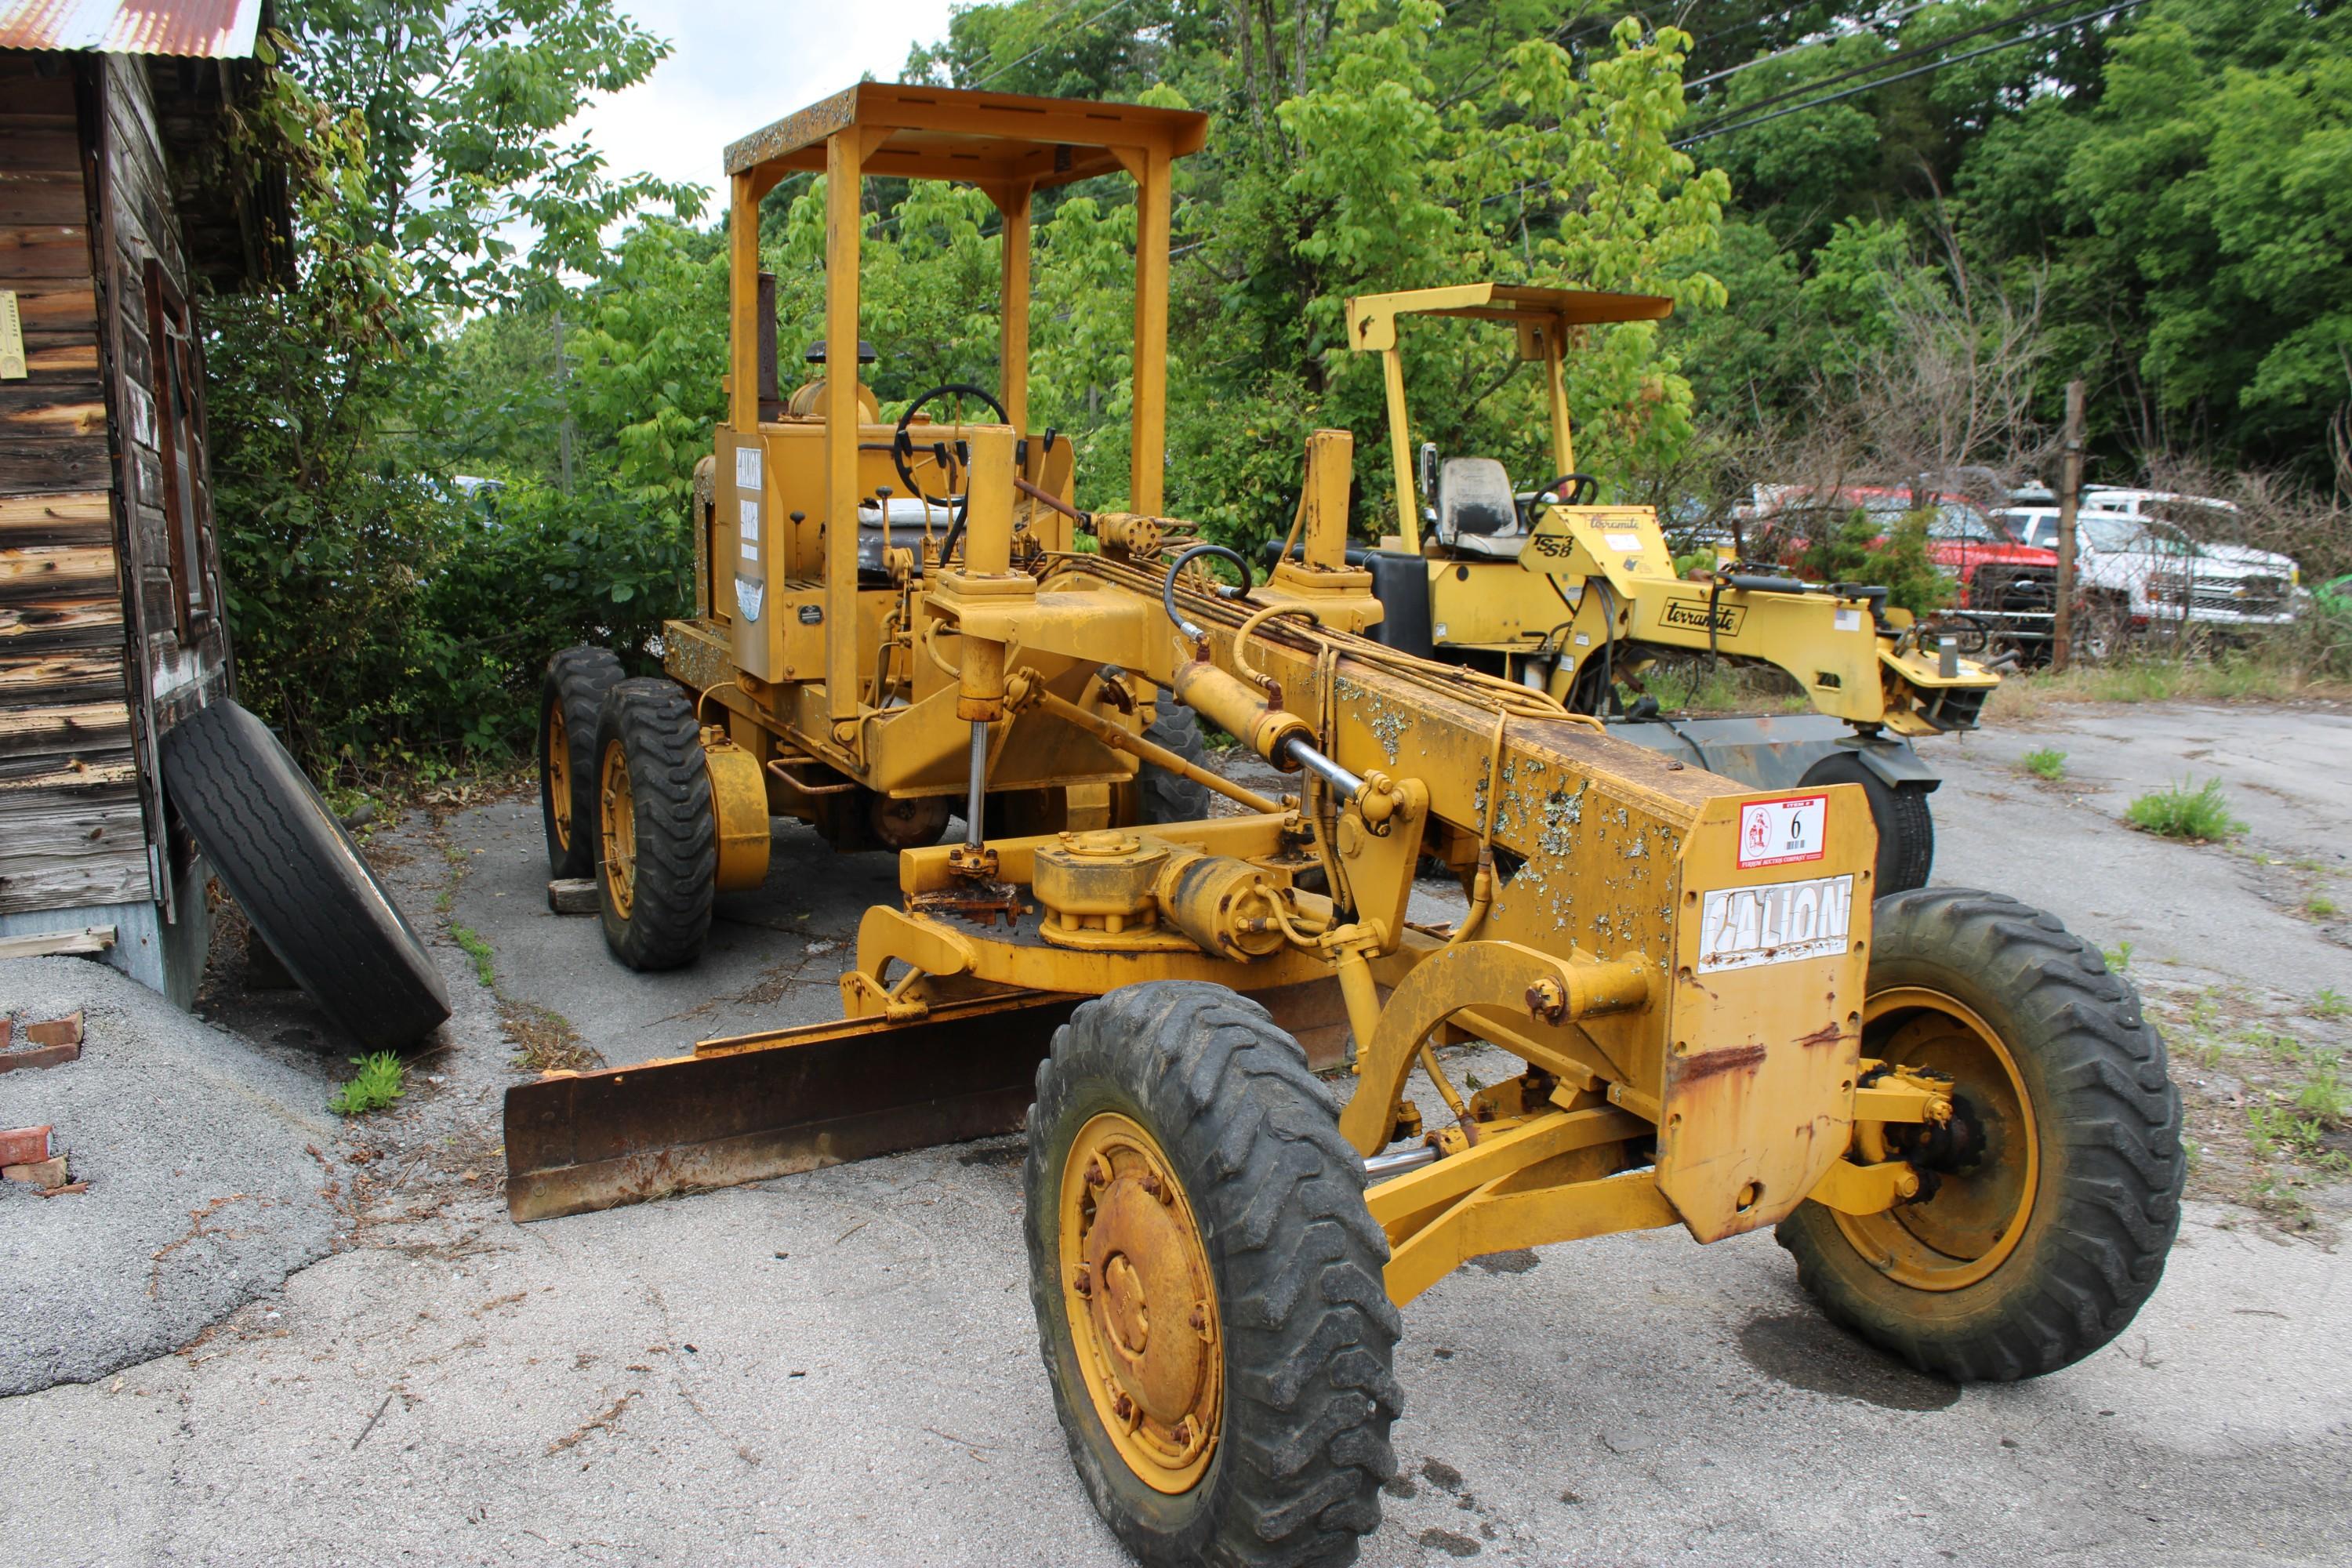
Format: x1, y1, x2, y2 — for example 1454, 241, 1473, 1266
1436, 457, 1525, 559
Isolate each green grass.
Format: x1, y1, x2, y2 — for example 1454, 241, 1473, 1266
451, 924, 495, 987
330, 1052, 406, 1116
2124, 778, 2245, 841
2021, 747, 2068, 781
2306, 893, 2340, 918
2313, 987, 2349, 1020
2101, 939, 2133, 972
2292, 1054, 2349, 1120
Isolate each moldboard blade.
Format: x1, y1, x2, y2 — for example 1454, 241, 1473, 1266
504, 991, 1080, 1222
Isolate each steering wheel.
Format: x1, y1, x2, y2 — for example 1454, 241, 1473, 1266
1534, 473, 1600, 506
891, 383, 1009, 513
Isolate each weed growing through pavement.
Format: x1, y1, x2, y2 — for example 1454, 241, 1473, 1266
2314, 988, 2350, 1021
2022, 747, 2067, 781
2102, 940, 2134, 971
331, 1052, 406, 1116
2125, 778, 2245, 841
2293, 1053, 2349, 1121
2307, 893, 2340, 919
452, 924, 495, 987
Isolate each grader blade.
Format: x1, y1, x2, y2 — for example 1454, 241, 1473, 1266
504, 991, 1080, 1222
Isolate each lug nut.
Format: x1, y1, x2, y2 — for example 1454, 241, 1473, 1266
1073, 1267, 1092, 1298
1525, 977, 1566, 1023
1188, 1307, 1206, 1332
1112, 1392, 1134, 1421
1084, 1157, 1108, 1189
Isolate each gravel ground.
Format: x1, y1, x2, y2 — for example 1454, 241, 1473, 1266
0, 956, 343, 1396
1, 699, 2346, 1566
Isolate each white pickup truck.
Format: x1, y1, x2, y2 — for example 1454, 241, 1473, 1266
1994, 490, 2301, 648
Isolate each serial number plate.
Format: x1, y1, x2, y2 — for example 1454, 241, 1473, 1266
1697, 875, 1854, 973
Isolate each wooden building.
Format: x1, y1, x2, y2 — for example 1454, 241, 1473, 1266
0, 2, 288, 1003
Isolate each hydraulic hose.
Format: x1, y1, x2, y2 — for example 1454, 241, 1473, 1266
1160, 543, 1254, 647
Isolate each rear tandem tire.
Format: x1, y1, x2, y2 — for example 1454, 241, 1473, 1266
160, 700, 451, 1051
540, 645, 625, 878
1799, 752, 1934, 895
1025, 982, 1402, 1568
593, 678, 715, 971
1776, 889, 2184, 1381
1136, 705, 1214, 825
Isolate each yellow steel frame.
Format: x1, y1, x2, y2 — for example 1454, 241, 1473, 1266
1338, 282, 1998, 734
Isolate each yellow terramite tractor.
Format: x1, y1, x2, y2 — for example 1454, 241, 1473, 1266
1328, 282, 2002, 894
514, 84, 2183, 1568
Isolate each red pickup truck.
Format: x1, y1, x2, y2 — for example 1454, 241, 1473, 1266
1747, 486, 2060, 648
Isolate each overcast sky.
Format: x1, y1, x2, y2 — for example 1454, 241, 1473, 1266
579, 2, 964, 209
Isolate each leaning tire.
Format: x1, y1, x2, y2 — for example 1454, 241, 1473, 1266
1777, 889, 2183, 1381
1025, 982, 1401, 1568
1800, 752, 1934, 895
1137, 704, 1213, 825
540, 645, 624, 878
160, 701, 450, 1051
593, 678, 714, 971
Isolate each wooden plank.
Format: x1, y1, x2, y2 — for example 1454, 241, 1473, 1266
0, 927, 115, 960
0, 492, 110, 547
0, 436, 111, 497
0, 379, 106, 434
0, 649, 125, 705
0, 754, 136, 788
0, 180, 89, 227
0, 778, 149, 914
7, 281, 97, 339
0, 224, 96, 278
0, 699, 132, 765
0, 129, 81, 176
0, 543, 114, 600
0, 593, 122, 651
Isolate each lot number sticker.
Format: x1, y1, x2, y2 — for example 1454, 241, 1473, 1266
1737, 793, 1827, 869
1697, 874, 1853, 973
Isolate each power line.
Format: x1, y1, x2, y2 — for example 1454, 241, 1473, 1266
1672, 0, 2148, 148
971, 0, 1146, 90
1681, 0, 2111, 137
1685, 1, 1938, 91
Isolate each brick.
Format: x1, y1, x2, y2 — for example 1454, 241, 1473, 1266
23, 1010, 81, 1047
3, 1154, 70, 1189
547, 878, 600, 916
0, 1125, 52, 1165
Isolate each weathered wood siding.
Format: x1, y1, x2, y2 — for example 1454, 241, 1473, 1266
0, 52, 147, 916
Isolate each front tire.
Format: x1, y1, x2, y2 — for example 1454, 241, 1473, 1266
1025, 982, 1401, 1567
1800, 752, 1934, 895
1136, 704, 1213, 825
541, 646, 624, 878
593, 678, 715, 970
1777, 889, 2183, 1381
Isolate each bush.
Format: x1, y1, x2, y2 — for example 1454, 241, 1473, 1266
1789, 507, 1955, 619
2125, 778, 2245, 840
2021, 747, 2067, 779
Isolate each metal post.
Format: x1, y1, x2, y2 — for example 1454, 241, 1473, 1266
965, 720, 988, 851
2054, 379, 2084, 673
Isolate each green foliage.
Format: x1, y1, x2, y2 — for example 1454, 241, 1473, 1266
2102, 940, 2133, 973
451, 924, 495, 988
330, 1052, 407, 1116
2314, 988, 2349, 1022
2124, 778, 2245, 840
2021, 747, 2067, 780
1794, 509, 1954, 619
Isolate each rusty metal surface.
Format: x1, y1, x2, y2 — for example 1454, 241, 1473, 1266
505, 992, 1079, 1222
0, 0, 263, 55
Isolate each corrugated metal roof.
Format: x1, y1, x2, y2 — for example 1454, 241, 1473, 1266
0, 0, 263, 56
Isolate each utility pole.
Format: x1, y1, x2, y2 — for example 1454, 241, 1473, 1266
554, 313, 575, 495
2053, 379, 2084, 673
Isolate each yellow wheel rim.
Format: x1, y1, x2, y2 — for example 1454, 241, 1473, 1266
1058, 1112, 1222, 1494
547, 703, 572, 852
1837, 986, 2040, 1292
599, 739, 636, 921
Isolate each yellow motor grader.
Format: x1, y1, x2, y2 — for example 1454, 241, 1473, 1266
1328, 283, 2002, 893
513, 84, 2183, 1568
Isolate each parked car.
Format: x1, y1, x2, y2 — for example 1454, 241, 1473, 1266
1994, 505, 2301, 635
1750, 485, 2060, 648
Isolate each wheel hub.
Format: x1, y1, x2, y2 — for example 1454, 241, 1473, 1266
1060, 1112, 1221, 1493
547, 704, 572, 850
599, 740, 636, 920
1840, 987, 2038, 1291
